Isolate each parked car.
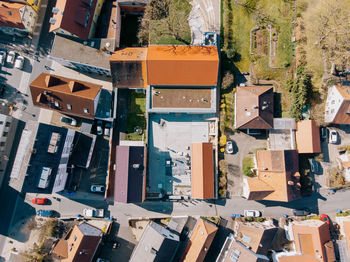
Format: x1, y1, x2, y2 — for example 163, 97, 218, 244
329, 129, 338, 144
320, 127, 328, 142
97, 120, 103, 135
60, 116, 77, 126
36, 209, 53, 217
32, 198, 48, 205
231, 213, 242, 218
293, 208, 310, 216
6, 51, 15, 65
83, 208, 104, 218
308, 158, 319, 174
14, 55, 24, 69
320, 214, 330, 228
0, 51, 6, 66
244, 210, 261, 217
226, 141, 234, 154
91, 185, 105, 193
104, 123, 111, 137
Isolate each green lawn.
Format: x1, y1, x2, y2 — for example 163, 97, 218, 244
226, 0, 294, 73
126, 91, 146, 141
242, 156, 255, 177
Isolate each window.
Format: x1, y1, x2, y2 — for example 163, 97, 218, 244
54, 101, 59, 107
0, 142, 5, 147
83, 108, 89, 114
5, 122, 10, 127
67, 104, 72, 110
0, 121, 3, 125
2, 132, 8, 137
73, 235, 77, 241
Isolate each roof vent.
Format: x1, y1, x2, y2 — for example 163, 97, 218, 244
49, 18, 57, 24
288, 181, 294, 185
52, 7, 60, 14
90, 41, 95, 47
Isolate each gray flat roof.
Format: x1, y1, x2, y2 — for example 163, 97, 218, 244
50, 35, 111, 69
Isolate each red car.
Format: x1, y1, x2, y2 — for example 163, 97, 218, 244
32, 198, 48, 205
320, 214, 330, 228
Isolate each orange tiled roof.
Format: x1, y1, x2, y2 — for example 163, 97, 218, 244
245, 150, 301, 202
182, 218, 218, 262
278, 254, 319, 262
147, 45, 219, 86
344, 220, 350, 253
0, 1, 25, 29
296, 120, 321, 154
191, 143, 214, 199
291, 220, 333, 262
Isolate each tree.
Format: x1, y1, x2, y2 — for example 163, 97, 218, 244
138, 0, 191, 45
305, 0, 350, 67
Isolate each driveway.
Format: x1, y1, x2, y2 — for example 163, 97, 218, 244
224, 131, 267, 198
318, 126, 350, 188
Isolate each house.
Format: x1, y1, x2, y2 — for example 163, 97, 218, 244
49, 35, 112, 76
129, 221, 180, 262
30, 73, 103, 120
23, 123, 96, 193
0, 113, 18, 187
337, 154, 350, 182
275, 220, 335, 262
181, 218, 218, 262
235, 86, 274, 130
114, 145, 145, 203
335, 215, 350, 262
0, 1, 37, 36
296, 120, 321, 154
191, 142, 215, 199
49, 0, 104, 40
52, 222, 102, 262
325, 83, 350, 124
242, 150, 301, 202
110, 46, 219, 113
233, 221, 278, 256
216, 233, 269, 262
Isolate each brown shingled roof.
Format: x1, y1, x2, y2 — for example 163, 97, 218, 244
235, 86, 274, 129
30, 73, 102, 119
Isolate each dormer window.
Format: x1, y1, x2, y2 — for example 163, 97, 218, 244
83, 108, 89, 114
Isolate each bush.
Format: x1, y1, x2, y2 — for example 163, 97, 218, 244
218, 187, 226, 197
219, 160, 228, 173
221, 71, 234, 90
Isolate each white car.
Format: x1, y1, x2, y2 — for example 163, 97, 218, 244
97, 120, 103, 135
104, 123, 111, 137
244, 210, 262, 217
0, 51, 6, 66
14, 55, 25, 69
90, 185, 105, 193
6, 51, 15, 64
329, 130, 338, 144
226, 141, 234, 154
60, 116, 77, 126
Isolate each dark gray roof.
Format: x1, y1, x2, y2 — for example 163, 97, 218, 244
114, 145, 145, 203
70, 133, 95, 168
130, 221, 180, 262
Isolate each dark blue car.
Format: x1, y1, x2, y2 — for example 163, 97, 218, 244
37, 209, 53, 217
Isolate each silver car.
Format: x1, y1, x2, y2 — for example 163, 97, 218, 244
14, 55, 25, 70
6, 51, 15, 65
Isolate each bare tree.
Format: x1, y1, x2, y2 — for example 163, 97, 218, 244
138, 0, 191, 45
305, 0, 350, 68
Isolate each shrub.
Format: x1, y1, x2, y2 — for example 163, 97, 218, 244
221, 71, 234, 90
218, 187, 226, 197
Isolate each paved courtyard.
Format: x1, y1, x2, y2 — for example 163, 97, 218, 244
148, 113, 215, 196
225, 131, 267, 198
